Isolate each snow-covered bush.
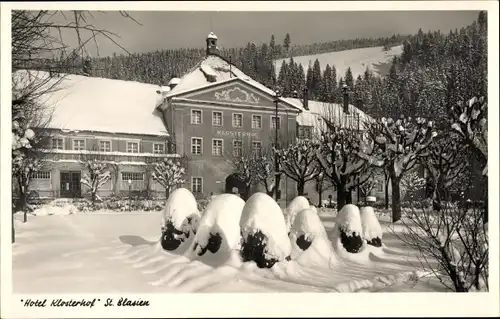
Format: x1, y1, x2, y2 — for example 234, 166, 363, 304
283, 196, 310, 233
290, 208, 338, 268
360, 206, 383, 247
160, 188, 200, 252
80, 159, 111, 203
151, 158, 185, 199
332, 204, 363, 254
289, 207, 329, 255
239, 192, 291, 268
186, 194, 245, 266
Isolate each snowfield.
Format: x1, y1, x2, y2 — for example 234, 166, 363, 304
276, 45, 404, 80
11, 197, 450, 293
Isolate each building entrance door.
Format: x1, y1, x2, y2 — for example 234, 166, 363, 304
60, 171, 82, 198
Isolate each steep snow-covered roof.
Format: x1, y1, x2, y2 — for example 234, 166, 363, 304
283, 97, 374, 132
14, 70, 169, 136
166, 55, 300, 111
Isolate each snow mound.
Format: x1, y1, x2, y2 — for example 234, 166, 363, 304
331, 204, 364, 254
31, 204, 77, 216
239, 193, 291, 268
360, 206, 383, 247
160, 188, 200, 253
283, 196, 311, 232
289, 208, 338, 267
185, 194, 245, 267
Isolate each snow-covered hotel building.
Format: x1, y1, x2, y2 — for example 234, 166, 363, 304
24, 32, 377, 204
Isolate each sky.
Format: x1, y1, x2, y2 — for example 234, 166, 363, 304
52, 10, 480, 57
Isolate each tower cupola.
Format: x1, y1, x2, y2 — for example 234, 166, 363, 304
206, 32, 219, 56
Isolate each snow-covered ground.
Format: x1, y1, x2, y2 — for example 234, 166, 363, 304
276, 45, 404, 80
11, 204, 448, 293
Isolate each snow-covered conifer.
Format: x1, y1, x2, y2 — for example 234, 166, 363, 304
239, 193, 291, 268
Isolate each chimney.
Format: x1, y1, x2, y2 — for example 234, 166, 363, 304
302, 88, 309, 110
356, 98, 363, 111
206, 32, 220, 56
168, 77, 181, 90
342, 84, 349, 114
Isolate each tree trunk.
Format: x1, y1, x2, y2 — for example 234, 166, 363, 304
337, 184, 347, 209
345, 190, 353, 205
297, 181, 305, 196
391, 176, 402, 223
242, 185, 251, 201
384, 172, 390, 210
266, 187, 274, 197
318, 186, 323, 207
18, 188, 28, 223
12, 213, 15, 243
165, 186, 171, 200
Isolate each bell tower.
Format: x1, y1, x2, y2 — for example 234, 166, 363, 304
206, 32, 219, 56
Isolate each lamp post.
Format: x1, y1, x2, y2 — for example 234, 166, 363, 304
274, 88, 281, 202
128, 179, 132, 211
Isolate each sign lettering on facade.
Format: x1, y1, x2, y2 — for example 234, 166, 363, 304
216, 130, 258, 138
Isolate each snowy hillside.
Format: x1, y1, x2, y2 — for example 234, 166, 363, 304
276, 45, 403, 80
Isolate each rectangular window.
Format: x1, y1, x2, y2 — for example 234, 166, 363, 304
153, 143, 165, 154
51, 138, 64, 150
212, 139, 223, 156
212, 111, 223, 126
271, 116, 281, 129
377, 181, 384, 193
191, 137, 202, 155
31, 171, 52, 190
252, 141, 262, 157
192, 177, 203, 193
33, 171, 51, 179
191, 109, 202, 124
72, 139, 86, 151
99, 140, 111, 152
121, 172, 144, 181
252, 115, 262, 129
121, 172, 145, 191
233, 140, 243, 157
298, 126, 313, 139
232, 113, 243, 128
126, 141, 139, 153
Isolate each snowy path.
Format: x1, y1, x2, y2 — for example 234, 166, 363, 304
12, 211, 442, 293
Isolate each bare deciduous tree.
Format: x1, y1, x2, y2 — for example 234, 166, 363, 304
391, 203, 488, 292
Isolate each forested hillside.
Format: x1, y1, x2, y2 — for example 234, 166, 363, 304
273, 11, 486, 124
52, 33, 407, 89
